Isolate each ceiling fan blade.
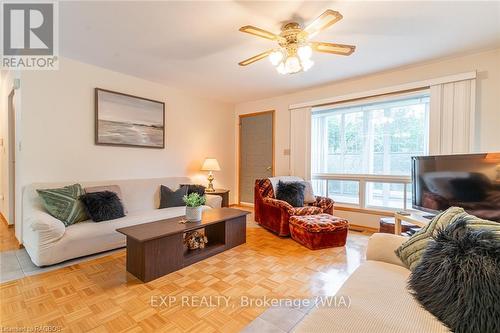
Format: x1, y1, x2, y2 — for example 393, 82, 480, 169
304, 10, 343, 37
239, 25, 281, 41
311, 42, 355, 56
238, 50, 273, 66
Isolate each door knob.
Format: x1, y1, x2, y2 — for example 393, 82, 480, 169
266, 166, 272, 171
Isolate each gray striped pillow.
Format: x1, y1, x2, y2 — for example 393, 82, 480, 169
396, 207, 500, 270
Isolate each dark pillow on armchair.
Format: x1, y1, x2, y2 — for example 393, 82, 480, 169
160, 185, 188, 208
79, 191, 125, 222
408, 217, 500, 333
276, 181, 305, 207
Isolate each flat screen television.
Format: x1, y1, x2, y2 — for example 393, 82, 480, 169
412, 153, 500, 222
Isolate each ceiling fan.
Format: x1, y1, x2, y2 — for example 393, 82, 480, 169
238, 9, 355, 75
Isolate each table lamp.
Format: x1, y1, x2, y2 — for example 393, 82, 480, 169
201, 158, 221, 192
485, 153, 500, 181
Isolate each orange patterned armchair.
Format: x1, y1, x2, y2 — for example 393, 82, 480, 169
254, 178, 335, 236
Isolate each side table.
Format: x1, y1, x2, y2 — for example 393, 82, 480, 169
394, 211, 431, 235
206, 189, 230, 207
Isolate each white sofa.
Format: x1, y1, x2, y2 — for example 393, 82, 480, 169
294, 233, 449, 333
22, 177, 222, 266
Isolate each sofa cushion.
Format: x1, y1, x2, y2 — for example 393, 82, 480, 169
408, 217, 500, 333
276, 181, 305, 207
293, 261, 449, 333
366, 233, 407, 268
159, 185, 188, 208
80, 191, 126, 222
36, 184, 88, 226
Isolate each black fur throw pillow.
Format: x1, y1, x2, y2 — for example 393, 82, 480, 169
276, 181, 305, 207
79, 191, 125, 222
408, 217, 500, 333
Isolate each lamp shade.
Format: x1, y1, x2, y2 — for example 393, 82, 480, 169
201, 158, 221, 171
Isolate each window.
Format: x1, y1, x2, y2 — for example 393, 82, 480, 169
311, 92, 430, 210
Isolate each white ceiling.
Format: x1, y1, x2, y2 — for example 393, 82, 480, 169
60, 1, 500, 103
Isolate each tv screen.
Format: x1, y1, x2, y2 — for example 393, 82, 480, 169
412, 153, 500, 222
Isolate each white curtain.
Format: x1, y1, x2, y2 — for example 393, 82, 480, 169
429, 79, 476, 154
289, 107, 312, 180
310, 114, 328, 194
311, 114, 328, 174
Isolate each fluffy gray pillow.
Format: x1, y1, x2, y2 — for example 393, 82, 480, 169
85, 185, 127, 213
276, 181, 305, 207
408, 217, 500, 333
79, 191, 125, 222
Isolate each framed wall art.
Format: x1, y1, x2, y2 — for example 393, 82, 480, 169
95, 88, 165, 148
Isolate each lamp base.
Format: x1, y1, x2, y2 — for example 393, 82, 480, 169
206, 173, 215, 192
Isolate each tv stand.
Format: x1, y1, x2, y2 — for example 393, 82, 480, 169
394, 211, 431, 235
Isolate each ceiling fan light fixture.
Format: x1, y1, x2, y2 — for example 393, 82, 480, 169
238, 9, 355, 75
297, 45, 313, 61
285, 56, 301, 74
276, 62, 287, 75
269, 50, 284, 66
301, 59, 314, 71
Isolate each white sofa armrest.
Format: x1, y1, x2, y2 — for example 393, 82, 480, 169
366, 233, 408, 268
205, 194, 222, 208
28, 211, 66, 245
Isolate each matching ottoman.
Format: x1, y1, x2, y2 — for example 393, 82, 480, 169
289, 214, 349, 250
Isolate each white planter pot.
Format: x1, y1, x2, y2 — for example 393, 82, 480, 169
185, 206, 202, 222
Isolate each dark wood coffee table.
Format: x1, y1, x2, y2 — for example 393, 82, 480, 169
116, 208, 249, 282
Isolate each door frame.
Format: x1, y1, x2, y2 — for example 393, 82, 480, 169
237, 110, 275, 206
7, 89, 16, 225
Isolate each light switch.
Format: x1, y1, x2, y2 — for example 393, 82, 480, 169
283, 149, 290, 156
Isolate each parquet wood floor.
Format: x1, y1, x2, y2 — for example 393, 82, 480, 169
0, 220, 369, 332
0, 215, 18, 252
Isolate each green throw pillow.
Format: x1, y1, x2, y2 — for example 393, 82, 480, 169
395, 207, 500, 271
37, 184, 88, 226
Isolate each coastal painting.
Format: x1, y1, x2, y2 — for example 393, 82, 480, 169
95, 88, 165, 148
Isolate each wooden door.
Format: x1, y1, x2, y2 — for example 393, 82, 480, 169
239, 111, 274, 204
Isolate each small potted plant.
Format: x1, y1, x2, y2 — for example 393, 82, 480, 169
183, 193, 206, 222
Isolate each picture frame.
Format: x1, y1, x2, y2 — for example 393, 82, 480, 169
95, 88, 165, 149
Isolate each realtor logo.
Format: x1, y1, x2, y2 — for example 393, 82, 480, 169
1, 1, 58, 69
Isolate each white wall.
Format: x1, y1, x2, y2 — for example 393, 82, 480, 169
0, 70, 18, 224
17, 57, 235, 239
234, 48, 500, 228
